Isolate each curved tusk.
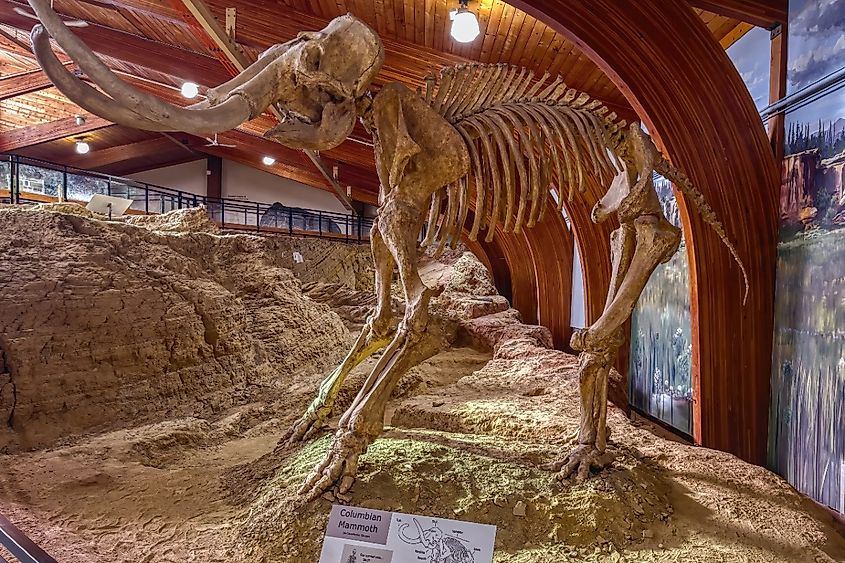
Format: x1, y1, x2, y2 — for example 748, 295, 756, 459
31, 25, 174, 131
397, 523, 423, 545
205, 42, 294, 105
14, 6, 87, 27
28, 0, 252, 134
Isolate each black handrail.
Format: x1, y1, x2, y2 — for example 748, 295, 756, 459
0, 153, 375, 243
0, 513, 58, 563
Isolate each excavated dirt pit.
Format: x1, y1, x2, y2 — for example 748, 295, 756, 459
3, 346, 844, 563
0, 205, 843, 563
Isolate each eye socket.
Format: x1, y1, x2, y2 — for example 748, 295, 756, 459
301, 44, 322, 72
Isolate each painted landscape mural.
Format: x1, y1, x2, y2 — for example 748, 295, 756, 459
767, 0, 845, 515
629, 176, 693, 436
770, 109, 845, 514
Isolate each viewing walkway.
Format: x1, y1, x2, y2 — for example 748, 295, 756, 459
0, 154, 375, 244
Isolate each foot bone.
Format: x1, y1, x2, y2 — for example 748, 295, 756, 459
541, 444, 615, 483
299, 426, 371, 502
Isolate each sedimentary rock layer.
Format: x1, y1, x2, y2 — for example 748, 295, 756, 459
0, 205, 354, 451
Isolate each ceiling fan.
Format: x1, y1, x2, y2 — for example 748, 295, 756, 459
204, 134, 236, 148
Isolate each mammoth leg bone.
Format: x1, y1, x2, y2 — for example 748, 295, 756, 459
299, 204, 445, 500
544, 213, 680, 482
285, 220, 396, 444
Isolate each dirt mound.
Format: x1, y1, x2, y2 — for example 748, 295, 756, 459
0, 205, 349, 451
303, 282, 382, 326
236, 337, 845, 563
239, 431, 675, 562
122, 206, 220, 232
0, 210, 842, 563
278, 237, 373, 291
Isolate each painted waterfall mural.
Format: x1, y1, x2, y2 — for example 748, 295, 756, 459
628, 176, 693, 436
768, 0, 845, 515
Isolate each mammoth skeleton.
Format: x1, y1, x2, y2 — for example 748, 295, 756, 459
27, 0, 748, 500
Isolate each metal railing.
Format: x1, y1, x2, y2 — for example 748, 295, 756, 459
0, 513, 58, 563
0, 154, 376, 243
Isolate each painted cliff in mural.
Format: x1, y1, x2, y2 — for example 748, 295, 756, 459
768, 0, 845, 515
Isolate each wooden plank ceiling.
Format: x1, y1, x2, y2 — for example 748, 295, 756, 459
0, 0, 753, 202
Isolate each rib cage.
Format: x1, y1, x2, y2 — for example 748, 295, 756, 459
417, 63, 749, 301
421, 63, 629, 250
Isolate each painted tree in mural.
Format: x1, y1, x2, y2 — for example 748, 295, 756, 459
785, 121, 845, 157
26, 1, 748, 499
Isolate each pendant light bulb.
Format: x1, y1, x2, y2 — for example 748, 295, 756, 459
450, 1, 480, 43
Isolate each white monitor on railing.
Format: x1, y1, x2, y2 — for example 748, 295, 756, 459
86, 194, 133, 219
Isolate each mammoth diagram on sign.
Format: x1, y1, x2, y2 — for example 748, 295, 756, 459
24, 0, 748, 500
398, 518, 476, 563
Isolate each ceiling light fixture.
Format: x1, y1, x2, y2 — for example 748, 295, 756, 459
262, 156, 276, 166
450, 0, 480, 43
75, 140, 90, 155
180, 81, 199, 99
75, 114, 86, 126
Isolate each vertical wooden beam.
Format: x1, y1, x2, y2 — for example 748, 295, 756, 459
768, 23, 788, 163
206, 156, 222, 199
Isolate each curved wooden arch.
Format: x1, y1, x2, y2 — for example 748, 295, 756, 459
522, 201, 574, 350
465, 182, 616, 353
506, 0, 779, 464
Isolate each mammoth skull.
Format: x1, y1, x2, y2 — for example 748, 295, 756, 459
27, 0, 384, 151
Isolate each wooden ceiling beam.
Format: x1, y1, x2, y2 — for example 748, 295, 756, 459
719, 21, 754, 49
0, 1, 230, 85
0, 24, 33, 54
204, 130, 379, 204
0, 114, 111, 151
189, 133, 380, 206
0, 66, 71, 101
73, 0, 187, 26
686, 0, 787, 28
92, 0, 635, 118
65, 136, 176, 169
104, 153, 203, 176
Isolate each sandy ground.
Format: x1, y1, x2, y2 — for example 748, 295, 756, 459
1, 339, 843, 563
0, 207, 842, 562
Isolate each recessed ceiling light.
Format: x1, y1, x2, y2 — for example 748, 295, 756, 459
262, 156, 276, 166
180, 82, 199, 99
75, 140, 90, 154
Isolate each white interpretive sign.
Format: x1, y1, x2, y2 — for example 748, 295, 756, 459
319, 504, 497, 563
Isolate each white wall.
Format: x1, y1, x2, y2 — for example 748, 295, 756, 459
571, 240, 586, 329
127, 158, 350, 214
128, 160, 208, 196
222, 160, 347, 213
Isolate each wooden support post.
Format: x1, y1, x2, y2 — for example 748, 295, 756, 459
206, 155, 222, 222
206, 156, 222, 199
768, 23, 788, 163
